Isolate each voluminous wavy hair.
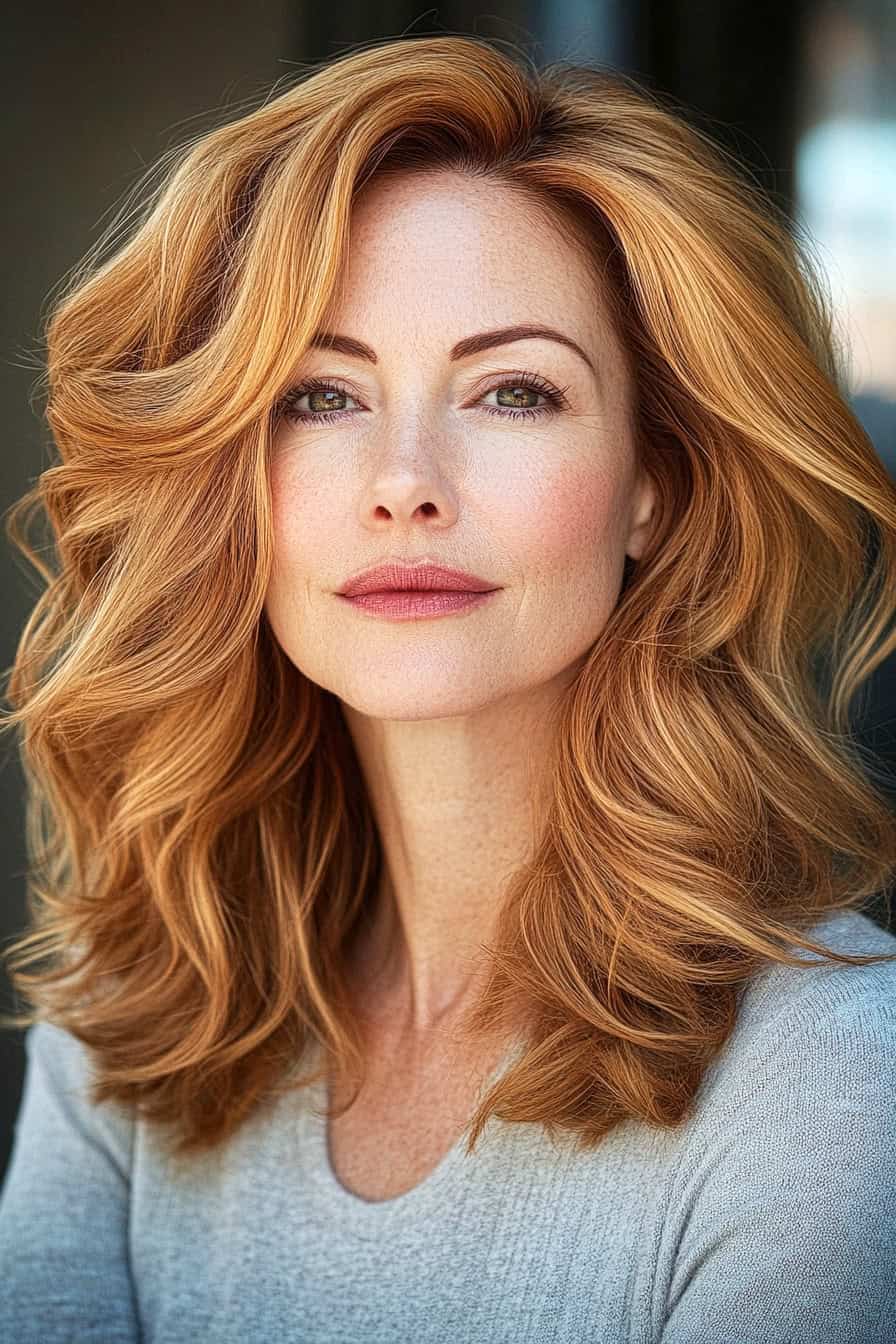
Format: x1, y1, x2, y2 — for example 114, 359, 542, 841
3, 34, 896, 1161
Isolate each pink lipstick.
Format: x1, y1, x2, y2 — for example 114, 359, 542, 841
337, 560, 500, 622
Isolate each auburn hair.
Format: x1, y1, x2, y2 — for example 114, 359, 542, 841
3, 34, 896, 1161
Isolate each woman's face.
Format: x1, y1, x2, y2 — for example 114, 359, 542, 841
264, 169, 655, 719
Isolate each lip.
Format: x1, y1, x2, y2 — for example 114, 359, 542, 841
338, 589, 498, 622
338, 561, 498, 597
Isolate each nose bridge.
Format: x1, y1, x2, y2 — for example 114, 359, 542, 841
361, 392, 460, 521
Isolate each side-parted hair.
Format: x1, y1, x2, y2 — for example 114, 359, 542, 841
3, 35, 896, 1160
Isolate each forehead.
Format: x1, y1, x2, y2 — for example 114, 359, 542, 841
323, 169, 618, 353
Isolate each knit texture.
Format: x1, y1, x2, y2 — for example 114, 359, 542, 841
1, 907, 894, 1343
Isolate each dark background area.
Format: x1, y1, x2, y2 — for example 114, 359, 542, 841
3, 1, 895, 1179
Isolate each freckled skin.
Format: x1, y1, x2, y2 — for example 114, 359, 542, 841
262, 168, 657, 1059
265, 170, 655, 720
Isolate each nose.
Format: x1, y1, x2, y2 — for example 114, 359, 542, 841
357, 448, 459, 529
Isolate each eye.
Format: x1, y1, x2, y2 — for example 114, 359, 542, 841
479, 371, 571, 421
275, 370, 571, 426
277, 378, 361, 426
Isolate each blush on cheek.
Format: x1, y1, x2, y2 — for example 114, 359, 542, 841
525, 466, 622, 575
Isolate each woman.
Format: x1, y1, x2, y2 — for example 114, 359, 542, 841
1, 33, 895, 1343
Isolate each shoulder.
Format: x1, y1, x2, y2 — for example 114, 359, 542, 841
16, 1019, 136, 1182
695, 907, 896, 1113
657, 910, 896, 1341
24, 1017, 99, 1080
1, 1022, 140, 1342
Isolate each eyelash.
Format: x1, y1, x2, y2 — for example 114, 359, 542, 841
276, 370, 571, 426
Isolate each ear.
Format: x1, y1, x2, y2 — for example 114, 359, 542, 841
625, 467, 657, 562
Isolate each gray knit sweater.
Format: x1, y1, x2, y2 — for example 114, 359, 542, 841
1, 907, 894, 1343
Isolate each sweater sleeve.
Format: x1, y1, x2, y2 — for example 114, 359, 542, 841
659, 978, 896, 1344
0, 1021, 141, 1343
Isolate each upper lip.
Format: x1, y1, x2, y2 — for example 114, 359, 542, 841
338, 559, 498, 596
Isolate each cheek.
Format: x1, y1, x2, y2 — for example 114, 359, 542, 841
267, 451, 330, 575
500, 459, 623, 582
263, 458, 322, 630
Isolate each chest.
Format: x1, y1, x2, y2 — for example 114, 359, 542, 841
324, 1050, 501, 1202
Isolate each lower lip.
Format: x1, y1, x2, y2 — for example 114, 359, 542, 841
337, 589, 499, 620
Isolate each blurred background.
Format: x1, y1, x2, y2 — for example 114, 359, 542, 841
3, 0, 895, 1178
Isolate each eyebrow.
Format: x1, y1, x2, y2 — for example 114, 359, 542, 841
308, 323, 596, 376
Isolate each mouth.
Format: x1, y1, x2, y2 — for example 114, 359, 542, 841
355, 585, 497, 595
338, 561, 498, 598
336, 586, 499, 621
